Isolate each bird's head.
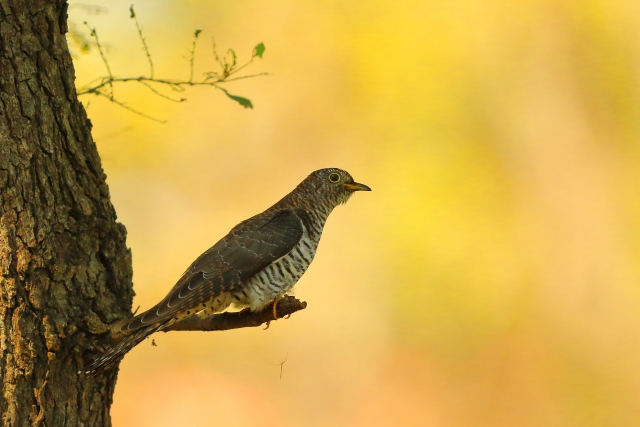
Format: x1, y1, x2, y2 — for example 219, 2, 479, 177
296, 168, 371, 209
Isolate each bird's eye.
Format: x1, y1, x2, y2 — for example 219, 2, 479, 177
328, 173, 341, 183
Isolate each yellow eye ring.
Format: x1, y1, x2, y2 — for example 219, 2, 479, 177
328, 173, 341, 183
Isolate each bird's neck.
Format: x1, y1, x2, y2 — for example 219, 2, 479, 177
270, 192, 336, 239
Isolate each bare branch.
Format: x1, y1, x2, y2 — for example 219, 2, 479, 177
222, 72, 270, 83
188, 29, 202, 82
130, 5, 154, 78
227, 53, 255, 76
78, 76, 221, 95
163, 295, 307, 332
80, 9, 268, 120
84, 23, 114, 99
211, 37, 225, 73
106, 296, 306, 345
139, 81, 186, 103
89, 89, 167, 123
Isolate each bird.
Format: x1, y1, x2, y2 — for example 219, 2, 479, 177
81, 168, 370, 373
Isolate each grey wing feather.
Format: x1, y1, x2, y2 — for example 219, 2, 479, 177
122, 209, 304, 332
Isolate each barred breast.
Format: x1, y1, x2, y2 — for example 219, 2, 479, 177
193, 206, 329, 316
239, 230, 319, 311
188, 231, 317, 319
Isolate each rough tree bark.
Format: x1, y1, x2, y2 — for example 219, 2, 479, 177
0, 0, 134, 425
0, 2, 306, 426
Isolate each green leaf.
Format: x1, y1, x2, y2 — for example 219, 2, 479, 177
194, 29, 202, 38
129, 5, 136, 18
253, 42, 265, 58
221, 89, 253, 109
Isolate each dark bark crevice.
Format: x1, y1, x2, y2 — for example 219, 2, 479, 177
1, 1, 132, 425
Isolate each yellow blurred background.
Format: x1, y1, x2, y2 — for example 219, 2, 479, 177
69, 1, 640, 426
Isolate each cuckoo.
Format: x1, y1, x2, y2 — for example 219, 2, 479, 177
81, 168, 370, 373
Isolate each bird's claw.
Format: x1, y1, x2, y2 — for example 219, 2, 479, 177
263, 298, 280, 330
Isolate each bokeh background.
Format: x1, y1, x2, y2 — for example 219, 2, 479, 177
68, 1, 640, 426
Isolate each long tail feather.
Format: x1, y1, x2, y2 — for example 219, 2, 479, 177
80, 321, 168, 374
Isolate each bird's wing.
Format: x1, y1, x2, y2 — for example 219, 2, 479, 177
122, 209, 304, 331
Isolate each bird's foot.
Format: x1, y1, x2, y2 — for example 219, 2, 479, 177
263, 298, 280, 330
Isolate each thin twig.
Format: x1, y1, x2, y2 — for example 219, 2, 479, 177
222, 72, 270, 83
188, 30, 201, 83
84, 22, 114, 99
79, 76, 220, 95
78, 71, 264, 95
227, 55, 254, 76
90, 89, 166, 123
211, 37, 225, 73
80, 9, 268, 120
130, 5, 154, 78
139, 81, 186, 102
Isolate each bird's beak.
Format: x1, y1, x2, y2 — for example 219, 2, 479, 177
342, 182, 371, 192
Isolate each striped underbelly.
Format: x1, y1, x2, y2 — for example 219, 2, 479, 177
239, 235, 318, 311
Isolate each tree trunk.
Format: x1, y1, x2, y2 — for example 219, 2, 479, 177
0, 1, 134, 425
